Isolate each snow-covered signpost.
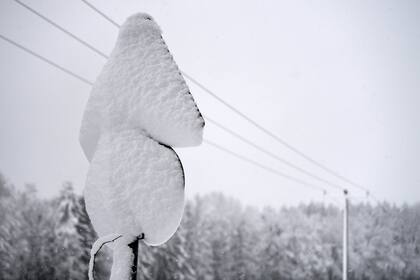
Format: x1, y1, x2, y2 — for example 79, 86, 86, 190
79, 13, 205, 280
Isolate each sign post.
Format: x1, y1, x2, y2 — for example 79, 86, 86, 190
128, 234, 144, 280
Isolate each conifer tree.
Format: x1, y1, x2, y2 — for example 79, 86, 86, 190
54, 182, 85, 280
151, 224, 195, 280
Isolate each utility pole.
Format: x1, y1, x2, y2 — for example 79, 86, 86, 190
343, 189, 349, 280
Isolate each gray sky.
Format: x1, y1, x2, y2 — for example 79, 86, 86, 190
0, 0, 419, 207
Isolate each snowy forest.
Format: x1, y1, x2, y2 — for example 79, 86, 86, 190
0, 173, 419, 280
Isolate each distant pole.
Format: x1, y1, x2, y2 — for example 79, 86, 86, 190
343, 189, 349, 280
128, 233, 144, 280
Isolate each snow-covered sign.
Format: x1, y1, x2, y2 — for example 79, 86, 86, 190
79, 13, 204, 279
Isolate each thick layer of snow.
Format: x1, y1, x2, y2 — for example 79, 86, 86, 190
80, 13, 204, 162
84, 129, 185, 246
81, 16, 204, 279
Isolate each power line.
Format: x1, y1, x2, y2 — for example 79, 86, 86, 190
12, 0, 380, 204
205, 116, 344, 191
81, 0, 120, 28
184, 72, 369, 194
0, 33, 93, 85
204, 139, 326, 193
0, 33, 327, 195
14, 0, 108, 59
12, 0, 345, 194
78, 0, 371, 196
14, 0, 365, 195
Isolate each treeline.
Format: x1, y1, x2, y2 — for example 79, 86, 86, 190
0, 174, 419, 280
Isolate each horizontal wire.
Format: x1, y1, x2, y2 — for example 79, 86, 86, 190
205, 116, 344, 191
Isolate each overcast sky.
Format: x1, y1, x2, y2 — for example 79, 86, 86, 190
0, 0, 419, 207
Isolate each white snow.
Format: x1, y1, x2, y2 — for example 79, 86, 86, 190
109, 242, 133, 280
84, 129, 185, 246
81, 13, 204, 279
80, 13, 204, 162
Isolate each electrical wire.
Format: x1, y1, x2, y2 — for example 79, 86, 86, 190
206, 116, 344, 191
14, 0, 108, 59
184, 72, 370, 194
12, 0, 346, 194
14, 0, 109, 59
9, 0, 384, 205
0, 33, 93, 85
81, 0, 120, 28
78, 0, 372, 196
0, 33, 327, 195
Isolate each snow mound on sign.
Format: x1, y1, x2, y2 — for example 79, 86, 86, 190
84, 129, 185, 246
80, 13, 204, 162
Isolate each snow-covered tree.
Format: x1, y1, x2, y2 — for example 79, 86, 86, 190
0, 182, 58, 280
182, 197, 213, 280
1, 172, 420, 280
54, 182, 85, 280
151, 226, 195, 280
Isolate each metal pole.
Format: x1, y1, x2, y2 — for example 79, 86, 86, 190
128, 233, 144, 280
343, 189, 349, 280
